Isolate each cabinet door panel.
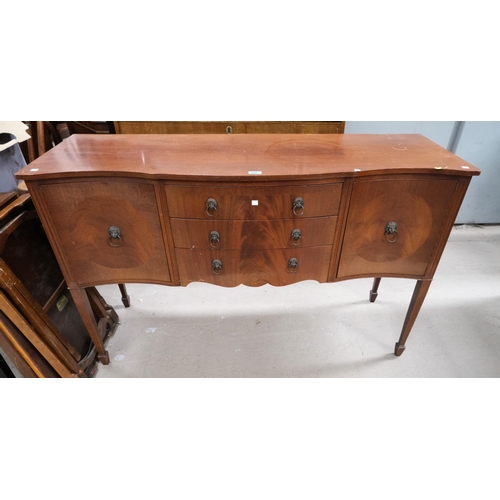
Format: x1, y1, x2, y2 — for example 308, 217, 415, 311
40, 181, 171, 286
338, 179, 457, 278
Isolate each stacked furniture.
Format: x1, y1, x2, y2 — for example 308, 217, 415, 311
0, 192, 120, 377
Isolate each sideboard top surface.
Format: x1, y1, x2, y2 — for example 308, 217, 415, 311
16, 134, 480, 181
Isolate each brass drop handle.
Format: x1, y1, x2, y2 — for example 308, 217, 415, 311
385, 222, 398, 243
209, 230, 220, 248
291, 229, 302, 246
206, 198, 218, 217
108, 226, 124, 247
293, 197, 305, 216
212, 259, 223, 274
288, 257, 299, 273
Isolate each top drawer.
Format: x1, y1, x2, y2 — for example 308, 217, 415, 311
165, 183, 342, 219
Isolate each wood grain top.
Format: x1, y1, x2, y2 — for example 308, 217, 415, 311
16, 134, 481, 181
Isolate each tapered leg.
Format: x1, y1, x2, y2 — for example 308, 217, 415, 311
395, 280, 432, 356
69, 287, 109, 365
369, 278, 382, 303
118, 284, 130, 308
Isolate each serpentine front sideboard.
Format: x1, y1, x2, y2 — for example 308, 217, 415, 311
15, 134, 480, 365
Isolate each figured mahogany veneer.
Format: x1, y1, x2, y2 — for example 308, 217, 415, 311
338, 178, 459, 279
170, 217, 338, 250
38, 180, 172, 287
177, 247, 333, 287
165, 184, 342, 219
16, 134, 480, 364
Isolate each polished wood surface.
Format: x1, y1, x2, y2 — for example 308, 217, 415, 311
170, 217, 337, 250
114, 121, 345, 135
337, 177, 458, 279
38, 180, 171, 287
16, 134, 480, 181
165, 183, 342, 219
176, 247, 332, 287
16, 134, 480, 361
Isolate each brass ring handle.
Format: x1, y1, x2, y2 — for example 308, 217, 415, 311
288, 257, 299, 273
291, 229, 302, 246
108, 226, 124, 247
209, 230, 220, 248
206, 198, 218, 217
212, 259, 223, 274
292, 197, 305, 216
385, 222, 398, 243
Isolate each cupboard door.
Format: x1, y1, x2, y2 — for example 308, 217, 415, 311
337, 179, 457, 279
39, 181, 171, 286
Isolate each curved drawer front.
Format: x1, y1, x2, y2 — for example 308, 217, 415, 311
170, 217, 337, 250
337, 178, 458, 278
165, 184, 342, 219
39, 181, 171, 286
176, 247, 333, 287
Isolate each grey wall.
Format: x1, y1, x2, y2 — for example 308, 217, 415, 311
454, 122, 500, 223
344, 121, 500, 224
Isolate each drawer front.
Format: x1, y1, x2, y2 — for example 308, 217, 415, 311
337, 178, 458, 278
170, 217, 337, 250
176, 247, 333, 287
39, 181, 171, 286
165, 184, 342, 219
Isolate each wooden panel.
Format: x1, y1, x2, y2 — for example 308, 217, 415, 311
176, 246, 333, 287
242, 122, 345, 134
165, 184, 342, 219
0, 310, 59, 378
114, 121, 344, 134
39, 180, 171, 286
1, 217, 64, 306
16, 135, 481, 182
337, 178, 458, 278
0, 192, 17, 210
170, 217, 337, 250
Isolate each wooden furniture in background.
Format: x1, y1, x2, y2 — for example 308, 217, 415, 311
16, 134, 480, 365
20, 122, 113, 164
0, 193, 119, 377
113, 121, 345, 134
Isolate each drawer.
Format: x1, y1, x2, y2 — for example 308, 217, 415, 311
176, 246, 333, 287
170, 217, 337, 250
337, 178, 458, 278
165, 184, 342, 219
39, 181, 171, 286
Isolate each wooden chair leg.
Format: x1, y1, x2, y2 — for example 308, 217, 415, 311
369, 278, 381, 303
88, 287, 120, 326
36, 121, 46, 156
118, 284, 130, 308
69, 288, 110, 365
395, 280, 432, 356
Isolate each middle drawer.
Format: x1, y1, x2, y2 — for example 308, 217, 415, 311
170, 217, 337, 250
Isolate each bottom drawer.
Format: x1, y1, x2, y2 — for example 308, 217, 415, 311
176, 247, 333, 287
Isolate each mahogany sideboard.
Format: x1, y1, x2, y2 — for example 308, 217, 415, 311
16, 134, 480, 365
